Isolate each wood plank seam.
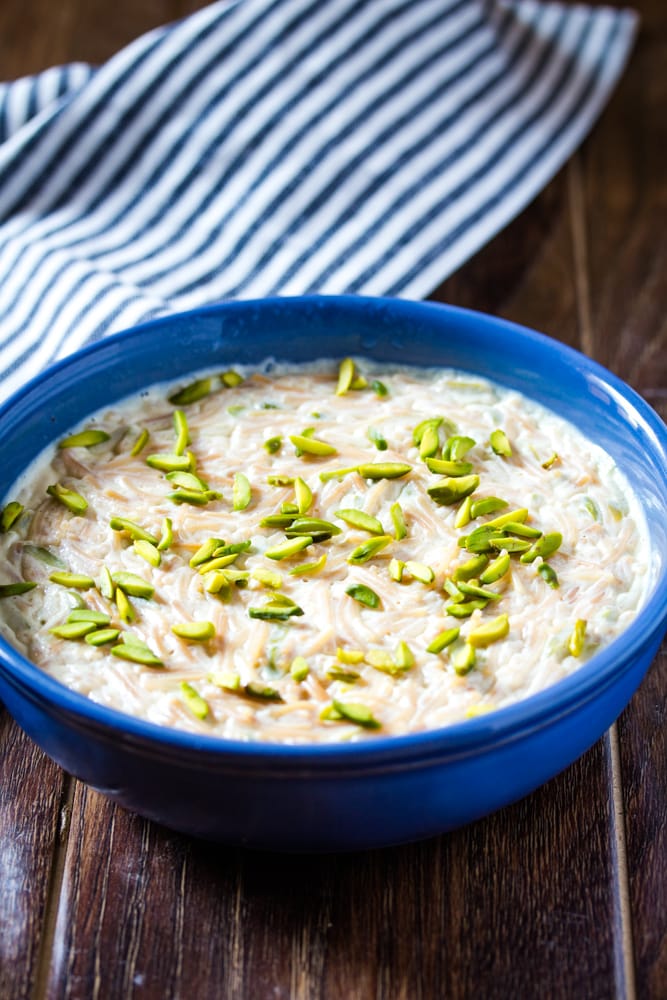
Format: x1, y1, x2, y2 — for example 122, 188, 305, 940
608, 724, 638, 1000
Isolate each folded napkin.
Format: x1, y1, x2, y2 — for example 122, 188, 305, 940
0, 0, 637, 402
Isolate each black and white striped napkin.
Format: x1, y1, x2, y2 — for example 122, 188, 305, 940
0, 0, 637, 401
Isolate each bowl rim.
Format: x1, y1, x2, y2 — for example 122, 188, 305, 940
0, 294, 665, 763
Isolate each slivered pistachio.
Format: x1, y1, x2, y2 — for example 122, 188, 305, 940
115, 587, 135, 623
99, 566, 115, 600
490, 429, 512, 457
452, 643, 476, 675
537, 562, 559, 588
365, 649, 401, 674
501, 521, 542, 538
111, 640, 162, 666
346, 584, 381, 609
331, 700, 381, 729
165, 471, 209, 492
109, 517, 159, 545
49, 571, 94, 589
390, 501, 407, 540
220, 369, 243, 388
336, 358, 355, 396
85, 628, 121, 646
470, 497, 508, 518
288, 553, 328, 576
203, 571, 231, 598
444, 435, 476, 461
157, 517, 173, 552
111, 572, 154, 599
167, 488, 217, 507
584, 497, 600, 521
454, 495, 473, 529
46, 483, 88, 515
413, 417, 442, 447
457, 580, 501, 601
425, 458, 473, 476
453, 554, 489, 582
264, 436, 282, 454
133, 540, 161, 567
291, 657, 310, 682
468, 614, 509, 648
1, 501, 24, 533
146, 452, 194, 473
130, 428, 149, 456
50, 620, 97, 639
58, 428, 110, 449
261, 514, 296, 528
168, 378, 211, 406
68, 609, 111, 626
459, 525, 506, 553
285, 517, 342, 538
447, 599, 488, 618
172, 410, 189, 456
281, 502, 299, 515
190, 538, 225, 567
520, 531, 562, 564
479, 551, 510, 584
319, 465, 359, 483
198, 553, 241, 573
542, 452, 560, 469
172, 621, 216, 642
427, 474, 479, 506
335, 509, 384, 535
23, 545, 66, 569
267, 474, 295, 486
443, 578, 465, 602
371, 379, 389, 397
0, 581, 37, 598
490, 536, 531, 553
367, 426, 388, 451
232, 472, 252, 511
327, 665, 361, 683
251, 566, 283, 588
419, 422, 441, 459
265, 536, 313, 560
244, 682, 283, 702
289, 434, 337, 457
395, 641, 414, 670
351, 374, 368, 390
180, 682, 209, 719
568, 619, 587, 657
209, 670, 241, 691
294, 477, 312, 515
426, 627, 460, 654
337, 647, 365, 665
357, 462, 411, 480
348, 535, 392, 564
484, 508, 529, 528
405, 561, 434, 584
389, 558, 405, 582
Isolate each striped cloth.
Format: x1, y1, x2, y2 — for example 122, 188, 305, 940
0, 0, 637, 402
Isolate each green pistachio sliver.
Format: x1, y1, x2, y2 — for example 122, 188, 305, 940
133, 540, 161, 567
146, 452, 194, 473
130, 428, 150, 456
468, 613, 510, 648
112, 572, 154, 599
538, 562, 559, 588
85, 628, 121, 646
286, 517, 342, 538
49, 571, 95, 590
413, 417, 442, 447
542, 452, 560, 469
367, 426, 388, 451
46, 484, 88, 515
261, 514, 296, 529
318, 465, 359, 483
443, 577, 465, 602
1, 501, 24, 533
167, 488, 215, 507
447, 599, 488, 618
220, 369, 243, 388
180, 682, 210, 720
454, 495, 473, 529
165, 471, 209, 492
371, 379, 389, 397
23, 545, 67, 569
281, 502, 299, 515
288, 553, 328, 576
427, 474, 480, 506
405, 561, 434, 584
584, 497, 600, 521
294, 477, 313, 515
390, 502, 407, 541
213, 541, 252, 558
320, 704, 343, 721
501, 521, 542, 538
485, 508, 529, 529
568, 619, 587, 657
172, 410, 190, 456
244, 682, 283, 702
336, 357, 355, 395
157, 517, 173, 552
331, 699, 381, 729
350, 374, 368, 390
335, 508, 384, 535
470, 497, 509, 519
453, 554, 489, 582
490, 536, 531, 553
490, 429, 512, 457
58, 428, 110, 449
365, 649, 402, 674
0, 581, 37, 598
251, 567, 283, 589
444, 435, 476, 461
222, 569, 249, 588
99, 566, 115, 600
289, 434, 337, 457
346, 584, 381, 609
348, 535, 392, 565
520, 531, 563, 564
337, 647, 365, 665
264, 436, 282, 454
248, 602, 304, 621
198, 553, 240, 574
50, 620, 98, 640
290, 656, 310, 682
357, 462, 411, 480
267, 474, 295, 487
109, 517, 159, 545
459, 525, 506, 553
425, 458, 473, 476
419, 422, 441, 459
203, 571, 231, 598
457, 580, 501, 601
208, 670, 240, 691
115, 587, 135, 623
426, 627, 460, 654
389, 558, 405, 582
190, 537, 225, 568
112, 635, 162, 666
232, 472, 252, 511
479, 551, 511, 584
327, 665, 361, 683
168, 378, 211, 406
452, 642, 476, 676
394, 640, 415, 670
67, 609, 111, 625
172, 621, 216, 642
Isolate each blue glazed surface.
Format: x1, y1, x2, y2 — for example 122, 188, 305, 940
0, 297, 665, 851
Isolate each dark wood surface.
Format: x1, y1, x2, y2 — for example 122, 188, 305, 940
0, 2, 665, 998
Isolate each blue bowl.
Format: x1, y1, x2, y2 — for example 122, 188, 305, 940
0, 297, 665, 851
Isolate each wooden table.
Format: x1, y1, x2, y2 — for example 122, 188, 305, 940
1, 2, 665, 997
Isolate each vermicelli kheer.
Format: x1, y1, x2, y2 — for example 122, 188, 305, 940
0, 359, 651, 742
